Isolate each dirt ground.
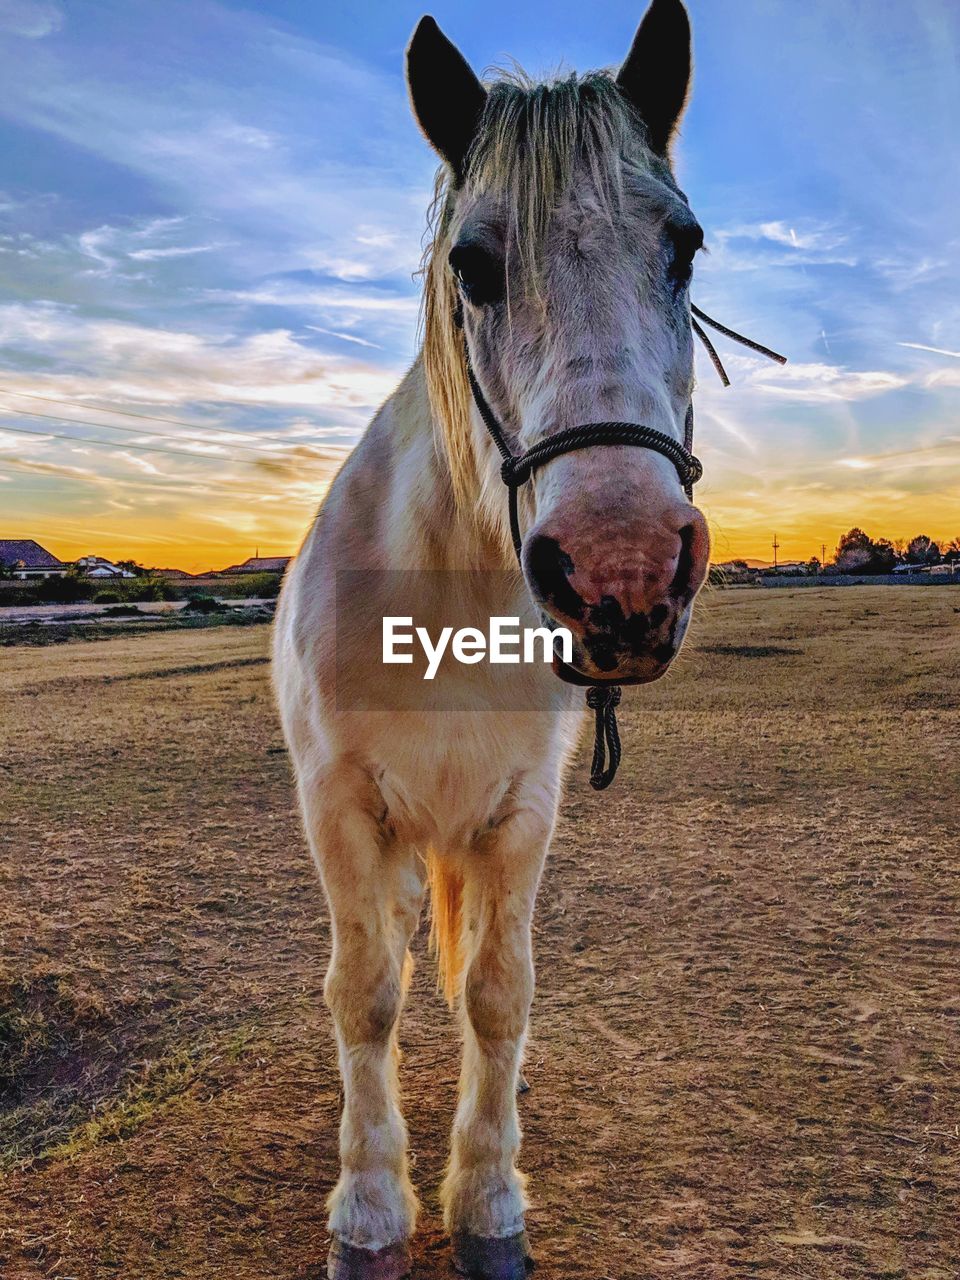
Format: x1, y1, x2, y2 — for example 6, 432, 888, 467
1, 586, 957, 1280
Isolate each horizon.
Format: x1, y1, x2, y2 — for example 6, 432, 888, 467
1, 0, 958, 573
4, 526, 956, 576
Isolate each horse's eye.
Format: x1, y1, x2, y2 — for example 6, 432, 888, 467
666, 221, 704, 293
449, 243, 504, 307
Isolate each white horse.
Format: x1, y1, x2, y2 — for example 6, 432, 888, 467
274, 2, 713, 1275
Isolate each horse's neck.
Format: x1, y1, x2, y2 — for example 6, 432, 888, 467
385, 356, 510, 573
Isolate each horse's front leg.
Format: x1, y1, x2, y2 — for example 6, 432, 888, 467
300, 762, 425, 1280
444, 803, 551, 1279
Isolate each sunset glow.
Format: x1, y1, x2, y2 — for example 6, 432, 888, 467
1, 0, 957, 571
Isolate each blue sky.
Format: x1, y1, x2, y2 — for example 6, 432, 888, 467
0, 0, 957, 569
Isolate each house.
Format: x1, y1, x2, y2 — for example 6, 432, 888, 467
152, 567, 196, 580
712, 560, 760, 584
0, 538, 70, 579
75, 555, 135, 579
219, 555, 292, 575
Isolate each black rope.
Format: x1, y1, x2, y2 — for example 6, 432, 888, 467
462, 301, 787, 791
691, 316, 731, 387
498, 421, 702, 559
587, 686, 622, 790
502, 421, 702, 490
691, 304, 788, 366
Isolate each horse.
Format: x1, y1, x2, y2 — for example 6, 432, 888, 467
273, 2, 713, 1275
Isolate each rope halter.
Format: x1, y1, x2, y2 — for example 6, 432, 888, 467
464, 304, 787, 790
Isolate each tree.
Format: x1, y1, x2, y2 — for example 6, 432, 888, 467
871, 538, 897, 574
906, 535, 941, 566
835, 528, 874, 573
116, 559, 146, 577
943, 539, 960, 564
835, 528, 896, 575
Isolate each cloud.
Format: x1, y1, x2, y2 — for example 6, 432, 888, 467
717, 219, 847, 253
0, 0, 63, 39
303, 225, 422, 282
719, 355, 909, 404
0, 11, 434, 287
0, 302, 399, 415
873, 257, 950, 292
921, 367, 960, 389
834, 438, 960, 476
228, 284, 419, 316
898, 341, 960, 360
0, 447, 106, 485
74, 216, 226, 272
1, 0, 957, 565
127, 243, 223, 261
306, 326, 383, 350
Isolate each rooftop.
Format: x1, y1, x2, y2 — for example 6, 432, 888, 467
0, 538, 64, 569
221, 555, 292, 574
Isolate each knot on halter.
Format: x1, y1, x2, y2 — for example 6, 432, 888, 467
684, 453, 705, 488
586, 685, 621, 712
585, 685, 623, 791
500, 455, 531, 488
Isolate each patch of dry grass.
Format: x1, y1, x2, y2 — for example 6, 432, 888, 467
0, 587, 957, 1279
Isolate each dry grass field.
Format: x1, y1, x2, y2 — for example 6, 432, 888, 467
1, 586, 957, 1280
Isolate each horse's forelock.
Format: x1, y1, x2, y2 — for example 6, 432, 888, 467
422, 72, 651, 511
471, 74, 643, 275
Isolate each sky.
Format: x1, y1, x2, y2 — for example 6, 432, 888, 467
0, 0, 957, 571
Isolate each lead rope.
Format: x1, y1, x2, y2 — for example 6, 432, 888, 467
465, 305, 787, 790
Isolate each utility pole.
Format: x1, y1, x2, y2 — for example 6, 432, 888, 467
820, 543, 827, 572
772, 532, 780, 569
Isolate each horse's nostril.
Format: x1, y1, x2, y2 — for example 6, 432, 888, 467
670, 523, 697, 599
524, 535, 584, 619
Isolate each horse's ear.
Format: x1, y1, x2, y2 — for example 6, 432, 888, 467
406, 16, 487, 178
616, 0, 692, 155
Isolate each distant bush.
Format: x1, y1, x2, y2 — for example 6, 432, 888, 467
0, 587, 39, 607
102, 605, 142, 617
117, 575, 178, 603
35, 574, 95, 604
206, 573, 282, 600
184, 595, 230, 615
93, 590, 122, 604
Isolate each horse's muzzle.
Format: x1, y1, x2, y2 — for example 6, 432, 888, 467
523, 505, 709, 683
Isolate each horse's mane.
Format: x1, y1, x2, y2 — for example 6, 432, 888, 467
421, 71, 647, 509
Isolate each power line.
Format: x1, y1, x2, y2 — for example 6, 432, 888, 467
0, 385, 320, 447
0, 418, 346, 468
0, 403, 348, 464
0, 418, 275, 465
0, 519, 201, 547
0, 404, 289, 458
0, 490, 314, 550
0, 463, 322, 504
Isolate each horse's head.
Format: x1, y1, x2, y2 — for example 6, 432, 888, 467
409, 0, 710, 686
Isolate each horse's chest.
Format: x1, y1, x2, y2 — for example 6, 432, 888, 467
367, 709, 571, 855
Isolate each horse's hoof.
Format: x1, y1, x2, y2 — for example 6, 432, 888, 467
451, 1231, 534, 1279
327, 1236, 411, 1280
